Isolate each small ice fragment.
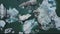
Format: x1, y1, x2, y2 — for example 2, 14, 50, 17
0, 20, 6, 28
19, 14, 31, 21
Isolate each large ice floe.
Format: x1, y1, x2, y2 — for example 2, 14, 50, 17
36, 0, 60, 30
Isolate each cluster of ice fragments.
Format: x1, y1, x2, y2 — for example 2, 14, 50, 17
0, 4, 6, 29
19, 0, 60, 33
0, 4, 19, 23
0, 3, 32, 33
0, 0, 60, 34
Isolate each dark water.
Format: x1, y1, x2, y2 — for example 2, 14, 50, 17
0, 0, 60, 33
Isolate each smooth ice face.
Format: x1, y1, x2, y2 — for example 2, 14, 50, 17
0, 20, 6, 28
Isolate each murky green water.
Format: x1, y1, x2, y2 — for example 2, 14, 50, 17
0, 0, 60, 34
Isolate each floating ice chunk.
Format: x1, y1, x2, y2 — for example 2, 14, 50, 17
0, 20, 6, 28
23, 19, 38, 33
19, 0, 37, 8
48, 0, 60, 30
34, 5, 51, 30
19, 14, 31, 21
7, 8, 19, 17
53, 17, 60, 30
4, 28, 13, 33
0, 4, 6, 19
6, 8, 19, 23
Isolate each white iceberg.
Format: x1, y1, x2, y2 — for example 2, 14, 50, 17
0, 4, 6, 19
23, 18, 38, 33
37, 0, 59, 30
7, 8, 19, 17
0, 20, 6, 28
19, 0, 37, 9
4, 28, 13, 33
19, 14, 31, 21
6, 8, 19, 23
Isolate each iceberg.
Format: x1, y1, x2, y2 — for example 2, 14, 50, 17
7, 8, 19, 17
6, 8, 19, 23
0, 20, 6, 28
36, 0, 59, 30
0, 4, 6, 19
19, 14, 31, 21
19, 0, 37, 9
4, 28, 13, 33
23, 18, 38, 33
